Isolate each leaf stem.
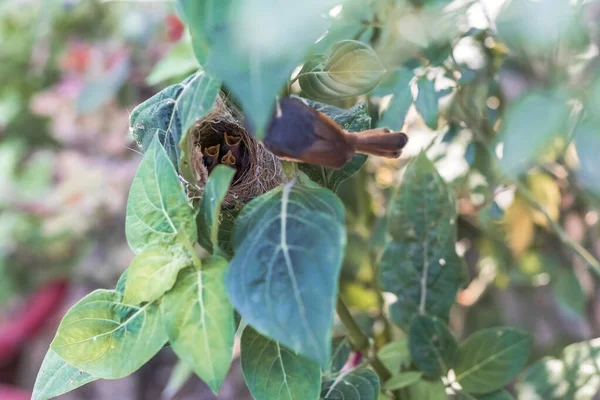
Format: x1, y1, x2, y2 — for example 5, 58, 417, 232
336, 298, 391, 382
179, 231, 202, 268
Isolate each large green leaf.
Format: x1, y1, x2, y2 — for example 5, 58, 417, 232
241, 326, 321, 400
312, 0, 373, 54
377, 69, 414, 131
326, 337, 352, 375
298, 98, 371, 191
415, 77, 439, 130
50, 290, 167, 379
123, 246, 190, 305
455, 327, 533, 394
32, 349, 97, 400
499, 90, 569, 176
409, 315, 458, 378
321, 368, 380, 400
380, 153, 461, 329
378, 338, 412, 374
479, 390, 516, 400
298, 40, 386, 102
200, 0, 340, 137
125, 137, 196, 254
175, 0, 211, 64
161, 256, 234, 393
196, 165, 236, 253
516, 338, 600, 400
129, 69, 220, 179
226, 175, 346, 366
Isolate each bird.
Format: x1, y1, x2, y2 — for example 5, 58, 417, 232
258, 97, 409, 169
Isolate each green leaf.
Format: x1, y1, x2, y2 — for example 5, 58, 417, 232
299, 40, 386, 102
499, 90, 569, 176
175, 0, 211, 64
380, 153, 461, 329
478, 390, 515, 400
455, 327, 533, 394
125, 137, 196, 254
312, 0, 373, 54
129, 69, 220, 179
378, 338, 412, 374
298, 99, 371, 191
202, 0, 340, 137
146, 34, 199, 86
321, 369, 380, 400
115, 268, 128, 295
407, 378, 447, 400
551, 267, 585, 317
383, 371, 422, 391
415, 78, 439, 130
409, 315, 458, 378
574, 121, 600, 196
50, 290, 168, 379
122, 246, 190, 305
516, 338, 600, 400
77, 57, 129, 114
161, 256, 234, 393
377, 69, 413, 131
196, 165, 236, 253
327, 337, 352, 375
227, 175, 346, 366
32, 349, 97, 400
241, 326, 321, 400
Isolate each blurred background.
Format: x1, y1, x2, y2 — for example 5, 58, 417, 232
1, 0, 600, 399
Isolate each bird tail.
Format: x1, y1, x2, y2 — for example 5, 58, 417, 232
344, 129, 408, 158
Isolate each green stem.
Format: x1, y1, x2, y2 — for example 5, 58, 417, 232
336, 298, 392, 382
179, 231, 202, 268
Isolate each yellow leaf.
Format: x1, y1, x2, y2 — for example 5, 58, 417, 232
504, 196, 534, 256
340, 282, 379, 311
527, 172, 561, 228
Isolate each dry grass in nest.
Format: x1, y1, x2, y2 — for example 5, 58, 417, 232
187, 94, 286, 207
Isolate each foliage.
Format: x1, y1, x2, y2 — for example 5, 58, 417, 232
24, 0, 600, 399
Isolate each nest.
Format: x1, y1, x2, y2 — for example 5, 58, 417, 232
187, 94, 287, 207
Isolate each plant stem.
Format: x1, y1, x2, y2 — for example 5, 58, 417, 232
336, 298, 392, 382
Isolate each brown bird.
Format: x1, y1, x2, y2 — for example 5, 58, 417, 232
259, 97, 408, 169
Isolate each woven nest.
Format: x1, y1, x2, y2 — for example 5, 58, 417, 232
187, 94, 286, 207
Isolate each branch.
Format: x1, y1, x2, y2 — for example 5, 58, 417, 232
336, 298, 392, 382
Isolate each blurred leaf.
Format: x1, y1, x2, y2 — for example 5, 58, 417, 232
0, 88, 20, 126
496, 0, 571, 56
241, 326, 321, 400
162, 360, 193, 400
202, 0, 339, 137
129, 69, 220, 179
298, 99, 371, 191
516, 338, 600, 400
378, 338, 412, 374
527, 173, 560, 227
407, 378, 446, 399
196, 165, 235, 253
50, 289, 167, 379
504, 196, 534, 257
377, 69, 413, 131
161, 256, 234, 393
465, 142, 476, 166
574, 121, 600, 196
383, 371, 422, 391
455, 327, 533, 394
552, 267, 585, 317
499, 91, 569, 176
326, 337, 352, 375
321, 368, 380, 400
226, 175, 346, 366
478, 390, 515, 400
125, 137, 197, 254
115, 269, 128, 295
380, 153, 462, 329
409, 315, 458, 379
175, 0, 210, 64
146, 34, 199, 86
122, 246, 190, 305
77, 55, 130, 114
313, 0, 373, 53
415, 77, 438, 129
299, 40, 386, 102
32, 349, 97, 400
